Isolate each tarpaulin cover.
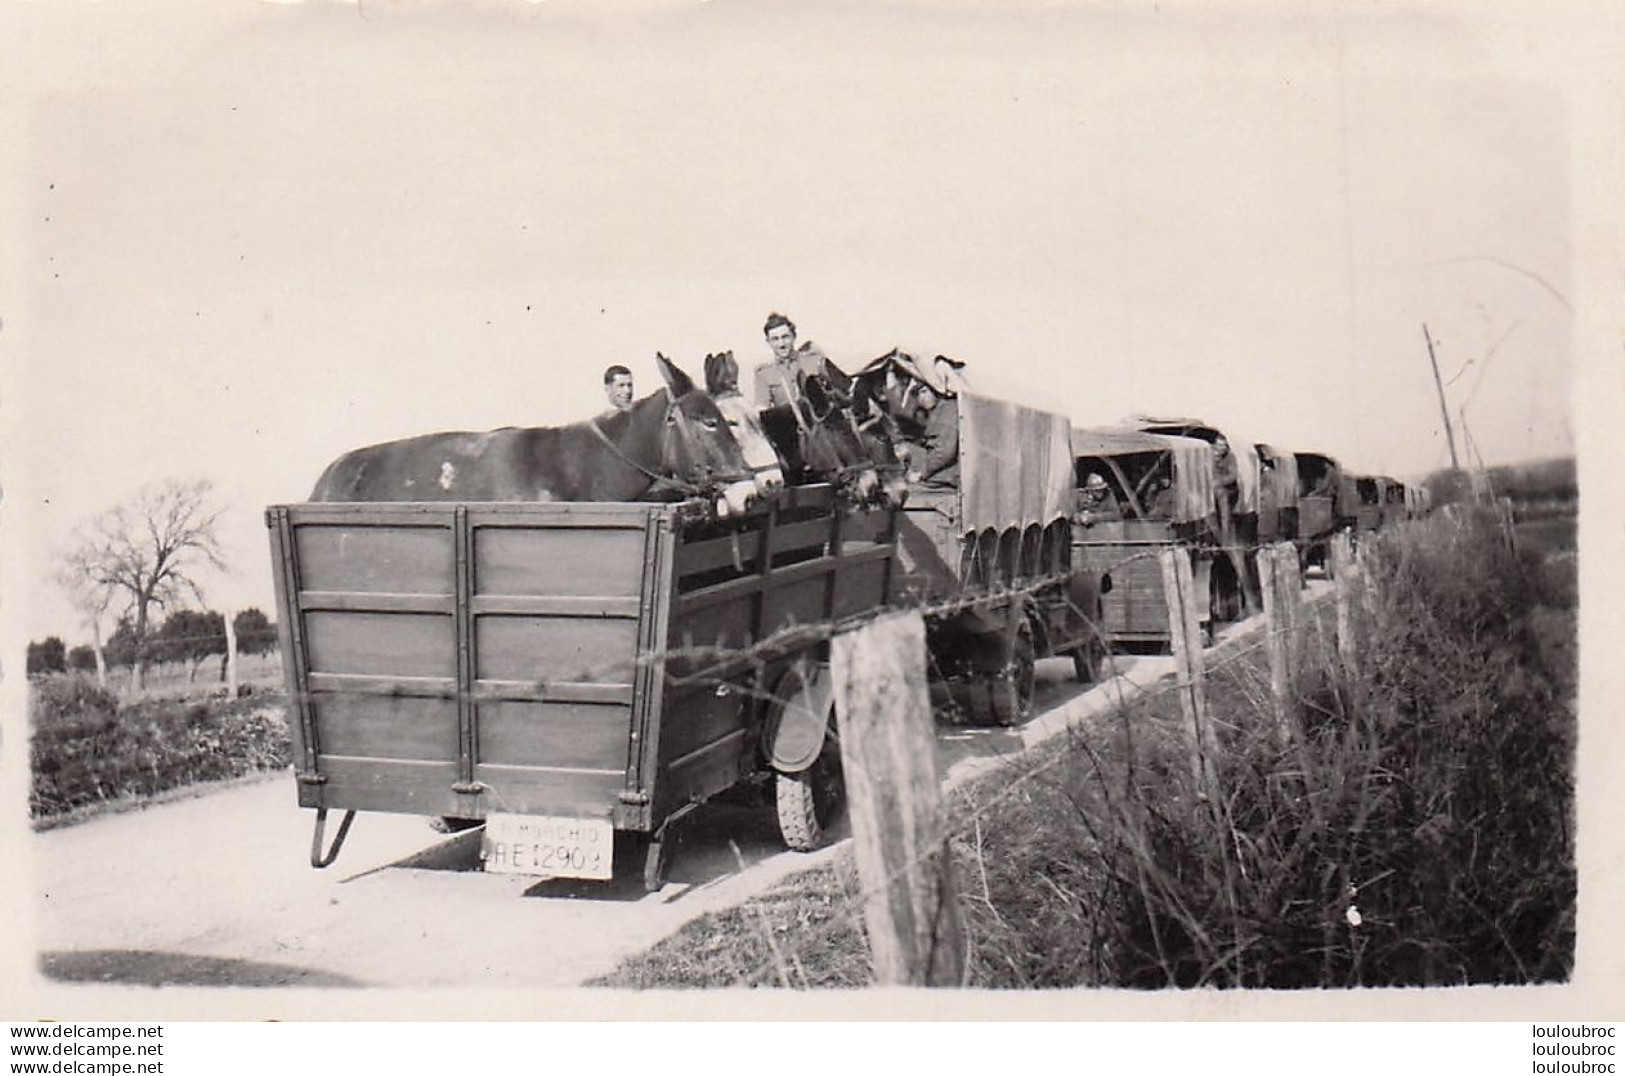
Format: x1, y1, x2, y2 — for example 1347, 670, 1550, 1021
1129, 416, 1260, 514
958, 392, 1074, 534
1071, 427, 1216, 525
1256, 443, 1300, 510
1231, 440, 1261, 514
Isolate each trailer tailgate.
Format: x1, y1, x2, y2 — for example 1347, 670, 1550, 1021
268, 502, 672, 830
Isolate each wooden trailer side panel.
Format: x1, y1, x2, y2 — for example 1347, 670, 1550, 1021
654, 488, 896, 820
466, 507, 668, 831
1299, 494, 1335, 541
269, 503, 667, 830
1073, 520, 1206, 644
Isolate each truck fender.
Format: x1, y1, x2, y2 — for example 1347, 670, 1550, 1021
765, 662, 835, 774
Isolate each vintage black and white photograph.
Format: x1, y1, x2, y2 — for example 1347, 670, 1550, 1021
1, 0, 1618, 1021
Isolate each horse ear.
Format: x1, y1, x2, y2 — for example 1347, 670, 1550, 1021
655, 353, 695, 397
803, 374, 830, 410
851, 381, 874, 418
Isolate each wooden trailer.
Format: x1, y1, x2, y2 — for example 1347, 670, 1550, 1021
1381, 476, 1408, 527
1293, 450, 1346, 573
267, 485, 897, 889
1353, 475, 1386, 533
1071, 428, 1219, 649
1129, 416, 1261, 618
1255, 443, 1301, 545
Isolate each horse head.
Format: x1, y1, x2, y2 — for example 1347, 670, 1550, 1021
852, 351, 927, 437
846, 377, 910, 509
703, 350, 787, 499
654, 353, 760, 519
799, 373, 881, 504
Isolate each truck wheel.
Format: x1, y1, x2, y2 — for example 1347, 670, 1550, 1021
1211, 574, 1242, 623
775, 722, 844, 852
988, 624, 1036, 726
1070, 635, 1106, 684
1071, 603, 1108, 683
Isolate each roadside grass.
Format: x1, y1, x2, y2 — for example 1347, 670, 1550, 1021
596, 504, 1576, 989
29, 673, 293, 826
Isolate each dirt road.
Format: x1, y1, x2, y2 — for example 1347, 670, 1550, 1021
31, 640, 1216, 991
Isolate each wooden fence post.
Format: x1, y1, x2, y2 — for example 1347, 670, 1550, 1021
1158, 548, 1219, 801
1256, 543, 1303, 745
831, 609, 966, 987
1331, 531, 1358, 675
1354, 538, 1380, 623
224, 610, 239, 696
1497, 496, 1519, 553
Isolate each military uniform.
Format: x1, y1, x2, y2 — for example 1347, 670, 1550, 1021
913, 397, 961, 488
753, 342, 831, 409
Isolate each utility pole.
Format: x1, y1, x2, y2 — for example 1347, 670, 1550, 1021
1423, 323, 1461, 470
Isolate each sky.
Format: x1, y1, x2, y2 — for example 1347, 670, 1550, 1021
1, 0, 1615, 647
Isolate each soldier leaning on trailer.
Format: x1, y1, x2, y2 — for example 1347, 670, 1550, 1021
1073, 472, 1123, 526
1212, 434, 1239, 509
753, 312, 832, 409
904, 373, 960, 489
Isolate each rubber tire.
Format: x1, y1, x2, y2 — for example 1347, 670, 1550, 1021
1211, 577, 1242, 624
1070, 604, 1108, 683
988, 625, 1037, 727
775, 723, 844, 852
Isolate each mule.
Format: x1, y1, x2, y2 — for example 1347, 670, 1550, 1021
818, 362, 910, 509
757, 372, 890, 505
309, 354, 762, 518
700, 351, 786, 499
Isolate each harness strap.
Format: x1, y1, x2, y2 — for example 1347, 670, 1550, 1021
588, 419, 700, 496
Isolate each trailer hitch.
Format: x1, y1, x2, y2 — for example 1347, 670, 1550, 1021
310, 807, 357, 869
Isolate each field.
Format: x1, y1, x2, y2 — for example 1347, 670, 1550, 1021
91, 650, 285, 702
596, 502, 1578, 988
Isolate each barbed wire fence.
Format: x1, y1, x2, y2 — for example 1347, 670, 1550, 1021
598, 517, 1410, 988
39, 494, 1485, 982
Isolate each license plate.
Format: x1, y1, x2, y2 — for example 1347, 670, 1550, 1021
481, 814, 614, 880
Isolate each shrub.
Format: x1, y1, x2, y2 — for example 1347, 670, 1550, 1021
1035, 506, 1577, 987
29, 676, 292, 821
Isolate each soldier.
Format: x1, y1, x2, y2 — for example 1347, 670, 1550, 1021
753, 312, 830, 409
1073, 472, 1123, 526
602, 364, 634, 415
906, 380, 960, 489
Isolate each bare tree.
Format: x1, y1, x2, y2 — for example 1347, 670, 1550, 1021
54, 561, 114, 687
58, 478, 228, 692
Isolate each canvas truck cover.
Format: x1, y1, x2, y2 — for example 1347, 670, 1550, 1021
958, 392, 1075, 534
1257, 443, 1300, 510
1071, 427, 1217, 525
1129, 416, 1260, 514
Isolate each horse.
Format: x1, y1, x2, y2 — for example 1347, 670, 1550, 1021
818, 362, 910, 509
699, 351, 786, 499
756, 371, 897, 506
309, 354, 763, 519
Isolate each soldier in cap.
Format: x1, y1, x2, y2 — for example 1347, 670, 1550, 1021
753, 312, 832, 409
